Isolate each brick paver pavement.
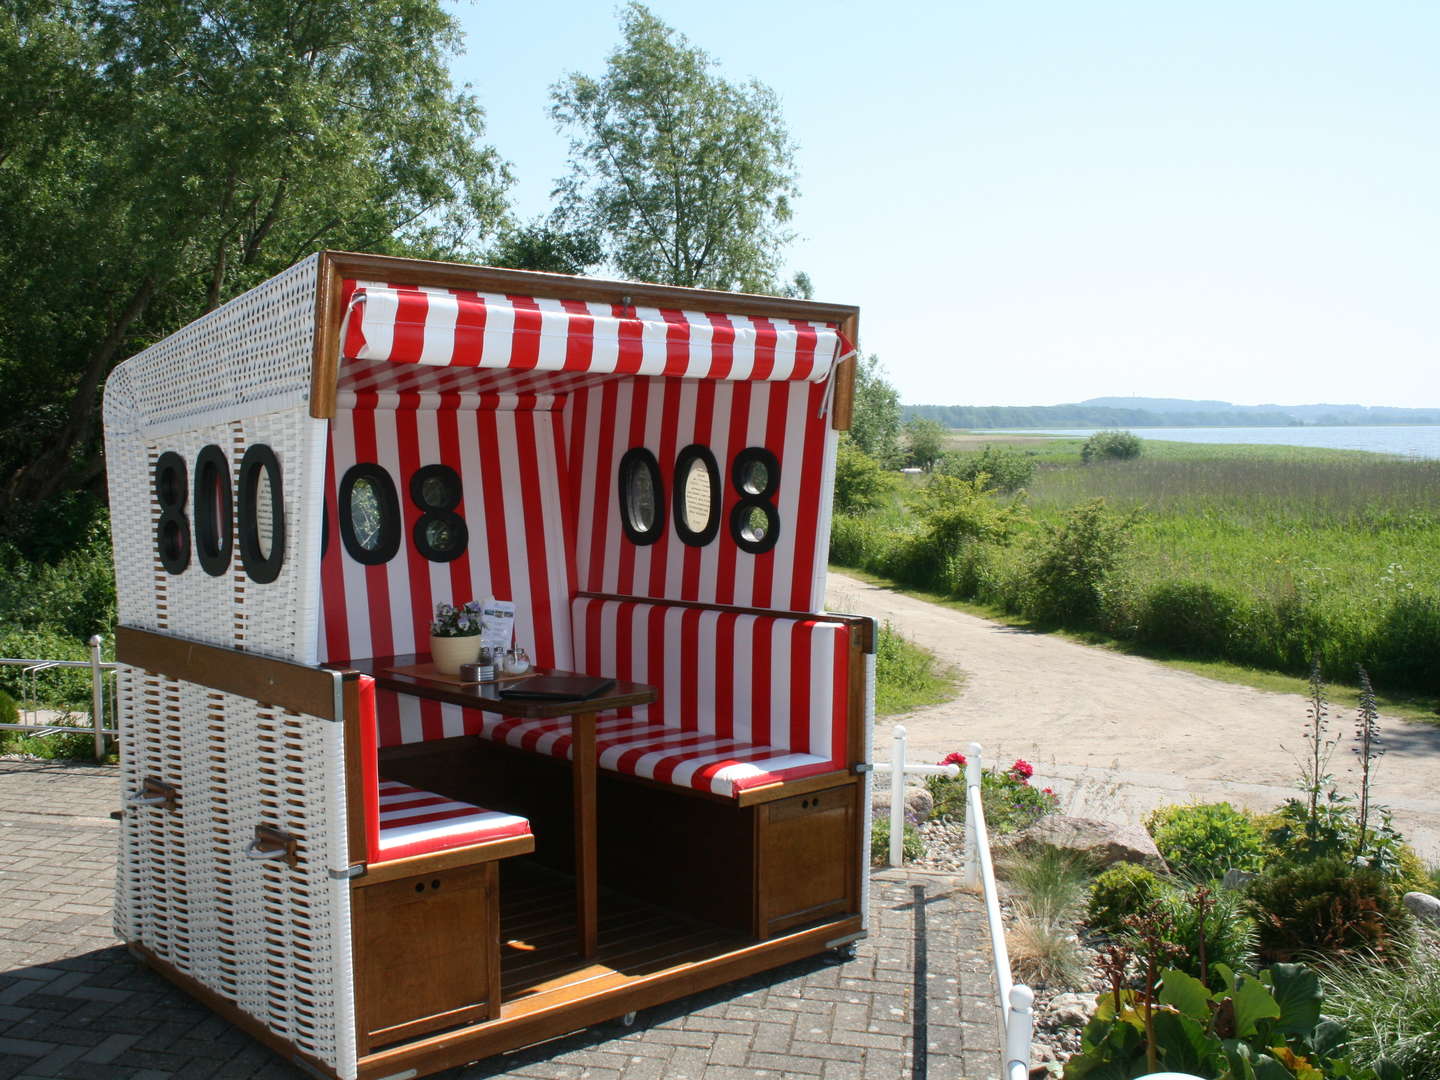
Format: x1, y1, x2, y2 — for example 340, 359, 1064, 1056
0, 760, 1002, 1080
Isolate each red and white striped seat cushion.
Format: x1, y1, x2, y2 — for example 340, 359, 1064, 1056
375, 779, 531, 862
475, 713, 837, 799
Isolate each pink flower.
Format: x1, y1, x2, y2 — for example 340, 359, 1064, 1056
939, 751, 967, 767
1042, 787, 1055, 797
1009, 759, 1034, 782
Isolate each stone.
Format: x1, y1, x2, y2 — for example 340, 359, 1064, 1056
1403, 891, 1440, 928
1000, 815, 1167, 872
869, 787, 934, 824
1045, 992, 1097, 1029
1222, 868, 1257, 892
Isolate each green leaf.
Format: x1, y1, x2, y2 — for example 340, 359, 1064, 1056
1228, 975, 1282, 1039
1152, 1010, 1222, 1073
1373, 1058, 1404, 1080
1310, 1019, 1348, 1059
1159, 968, 1213, 1021
1251, 1052, 1297, 1080
1222, 1040, 1259, 1080
1266, 963, 1323, 1036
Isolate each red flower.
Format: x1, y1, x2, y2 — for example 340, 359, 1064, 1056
1042, 787, 1055, 797
939, 751, 967, 767
1009, 759, 1034, 781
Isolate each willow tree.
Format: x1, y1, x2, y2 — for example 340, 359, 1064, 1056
0, 0, 510, 534
550, 3, 797, 293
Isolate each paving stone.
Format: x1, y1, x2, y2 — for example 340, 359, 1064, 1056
0, 760, 1006, 1080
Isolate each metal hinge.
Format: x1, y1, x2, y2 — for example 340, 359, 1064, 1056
328, 864, 366, 881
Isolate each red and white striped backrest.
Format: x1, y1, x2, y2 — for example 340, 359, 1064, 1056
564, 376, 838, 613
571, 595, 849, 763
317, 402, 575, 671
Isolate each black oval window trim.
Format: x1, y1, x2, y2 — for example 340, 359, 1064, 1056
154, 451, 191, 575
731, 447, 780, 499
672, 444, 721, 547
339, 463, 401, 565
730, 501, 781, 555
194, 444, 234, 577
617, 447, 664, 546
410, 464, 468, 562
238, 444, 286, 584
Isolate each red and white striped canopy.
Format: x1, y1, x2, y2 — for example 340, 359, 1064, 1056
339, 281, 853, 384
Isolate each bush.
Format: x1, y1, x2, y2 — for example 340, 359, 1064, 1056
870, 816, 925, 865
1144, 802, 1266, 882
1150, 886, 1257, 988
833, 439, 892, 514
1245, 857, 1413, 963
1262, 798, 1423, 889
938, 445, 1035, 494
1081, 429, 1142, 463
926, 758, 1059, 834
1321, 937, 1440, 1079
1136, 581, 1246, 657
1086, 863, 1165, 934
0, 689, 17, 727
1023, 499, 1136, 624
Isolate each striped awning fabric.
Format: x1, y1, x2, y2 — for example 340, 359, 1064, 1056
339, 281, 853, 382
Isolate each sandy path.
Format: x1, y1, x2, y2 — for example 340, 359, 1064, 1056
827, 571, 1440, 862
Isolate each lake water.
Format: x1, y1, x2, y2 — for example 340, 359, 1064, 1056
995, 425, 1440, 460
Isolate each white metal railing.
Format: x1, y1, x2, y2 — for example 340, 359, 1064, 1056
960, 741, 1035, 1080
0, 635, 117, 760
872, 723, 959, 866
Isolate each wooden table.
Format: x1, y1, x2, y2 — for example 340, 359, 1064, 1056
340, 658, 657, 958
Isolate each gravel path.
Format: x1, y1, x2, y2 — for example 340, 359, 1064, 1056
829, 570, 1440, 861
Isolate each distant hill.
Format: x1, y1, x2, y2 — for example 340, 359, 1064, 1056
904, 397, 1440, 430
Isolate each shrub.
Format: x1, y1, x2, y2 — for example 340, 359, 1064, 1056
925, 759, 1059, 834
1023, 499, 1137, 624
1144, 802, 1266, 882
1245, 857, 1413, 963
1321, 937, 1440, 1079
833, 439, 892, 514
0, 689, 17, 727
1081, 429, 1142, 463
870, 816, 924, 865
1262, 797, 1421, 889
1087, 863, 1165, 934
938, 445, 1035, 493
1149, 886, 1257, 988
1136, 581, 1245, 657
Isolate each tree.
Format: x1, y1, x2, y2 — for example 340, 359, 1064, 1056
0, 0, 511, 538
487, 217, 602, 275
849, 355, 903, 466
550, 3, 797, 292
904, 418, 946, 473
832, 438, 890, 514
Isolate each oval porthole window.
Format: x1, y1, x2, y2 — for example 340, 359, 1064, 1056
617, 448, 664, 546
339, 463, 401, 565
409, 464, 468, 562
193, 444, 234, 577
672, 444, 720, 547
731, 447, 780, 499
732, 503, 780, 554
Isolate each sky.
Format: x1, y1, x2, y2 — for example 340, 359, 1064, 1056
447, 1, 1439, 409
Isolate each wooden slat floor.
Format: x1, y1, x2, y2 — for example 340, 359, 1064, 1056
497, 861, 748, 1014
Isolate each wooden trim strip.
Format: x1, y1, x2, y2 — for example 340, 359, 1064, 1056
324, 251, 860, 328
354, 834, 535, 887
354, 914, 863, 1080
575, 591, 869, 631
129, 942, 341, 1080
115, 625, 339, 720
830, 312, 861, 431
310, 251, 345, 420
735, 771, 855, 808
341, 675, 368, 869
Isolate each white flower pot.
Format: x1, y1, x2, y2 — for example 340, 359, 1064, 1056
429, 633, 481, 675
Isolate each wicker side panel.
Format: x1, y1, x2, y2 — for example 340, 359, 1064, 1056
105, 406, 326, 664
104, 254, 318, 434
116, 672, 356, 1077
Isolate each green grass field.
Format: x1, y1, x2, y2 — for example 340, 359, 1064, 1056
832, 436, 1440, 709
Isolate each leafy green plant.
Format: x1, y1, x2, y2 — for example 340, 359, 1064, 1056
938, 444, 1035, 493
1081, 430, 1142, 463
0, 689, 17, 728
1024, 499, 1138, 624
1087, 863, 1165, 934
869, 816, 924, 865
925, 756, 1059, 834
1261, 799, 1422, 888
1144, 801, 1266, 882
1321, 937, 1440, 1080
1065, 961, 1399, 1079
1147, 885, 1257, 989
1245, 857, 1413, 964
833, 438, 893, 513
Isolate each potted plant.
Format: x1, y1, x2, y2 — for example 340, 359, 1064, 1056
429, 600, 484, 674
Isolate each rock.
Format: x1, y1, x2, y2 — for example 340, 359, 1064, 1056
1045, 991, 1097, 1028
869, 787, 934, 823
1403, 891, 1440, 928
1222, 868, 1257, 892
1001, 815, 1167, 872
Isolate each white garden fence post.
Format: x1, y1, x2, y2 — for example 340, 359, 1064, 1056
889, 724, 907, 867
962, 741, 983, 890
89, 635, 106, 761
1004, 984, 1035, 1080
